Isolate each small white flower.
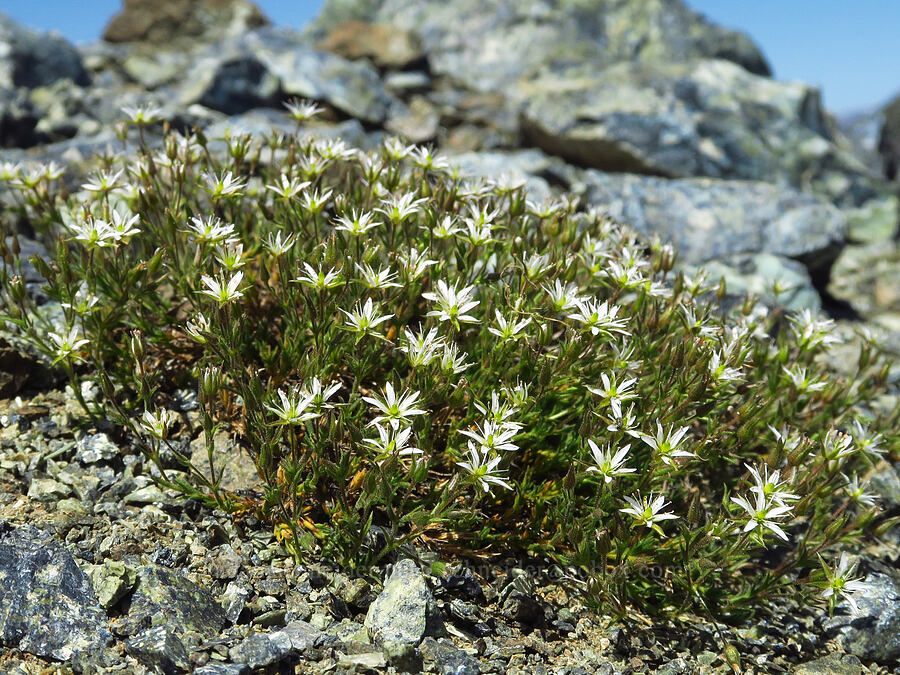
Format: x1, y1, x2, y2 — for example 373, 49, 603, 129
265, 387, 317, 425
108, 210, 141, 244
355, 262, 402, 289
199, 270, 245, 305
851, 419, 886, 457
299, 187, 333, 215
783, 365, 827, 393
821, 429, 855, 466
460, 420, 519, 454
362, 382, 427, 430
263, 231, 296, 257
339, 298, 394, 340
397, 247, 437, 281
140, 408, 178, 439
334, 209, 379, 236
410, 146, 450, 172
586, 372, 638, 419
82, 169, 124, 195
266, 174, 309, 201
185, 313, 210, 343
568, 298, 629, 337
426, 215, 462, 239
620, 493, 679, 532
184, 216, 238, 245
60, 282, 100, 316
638, 421, 694, 466
457, 447, 512, 494
708, 350, 743, 383
730, 490, 793, 542
543, 280, 584, 313
842, 473, 877, 508
745, 463, 798, 505
68, 217, 118, 249
284, 99, 323, 122
820, 552, 867, 615
400, 326, 444, 368
487, 309, 532, 343
122, 103, 163, 125
292, 263, 343, 291
203, 170, 246, 199
48, 326, 90, 363
215, 242, 251, 270
301, 377, 342, 412
585, 441, 635, 484
423, 279, 480, 326
363, 423, 422, 459
375, 193, 427, 225
439, 342, 473, 375
790, 308, 839, 351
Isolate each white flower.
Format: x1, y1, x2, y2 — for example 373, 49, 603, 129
185, 313, 210, 343
362, 382, 427, 430
821, 429, 855, 466
783, 365, 827, 393
585, 441, 635, 484
292, 263, 343, 291
339, 298, 393, 340
487, 309, 532, 343
203, 170, 246, 199
60, 282, 100, 316
397, 247, 437, 281
82, 169, 124, 195
48, 326, 90, 362
605, 259, 647, 290
423, 280, 480, 326
400, 326, 444, 368
355, 262, 402, 289
746, 463, 798, 505
543, 280, 583, 313
200, 270, 245, 305
474, 391, 520, 430
266, 174, 309, 201
708, 350, 743, 383
301, 377, 342, 412
122, 103, 162, 125
68, 218, 118, 249
638, 422, 694, 466
299, 187, 333, 215
410, 146, 450, 171
426, 215, 462, 239
586, 372, 638, 419
459, 420, 519, 454
851, 419, 886, 457
265, 388, 317, 425
108, 210, 141, 244
789, 308, 839, 351
680, 305, 719, 338
620, 493, 679, 532
457, 447, 512, 494
382, 136, 417, 161
140, 409, 178, 439
184, 216, 237, 245
334, 209, 379, 237
363, 423, 422, 459
439, 342, 473, 375
215, 242, 251, 270
284, 99, 323, 122
842, 473, 877, 508
820, 553, 867, 615
730, 490, 793, 542
567, 298, 629, 337
263, 231, 296, 257
375, 193, 427, 225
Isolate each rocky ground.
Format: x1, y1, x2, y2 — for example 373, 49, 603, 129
2, 0, 900, 672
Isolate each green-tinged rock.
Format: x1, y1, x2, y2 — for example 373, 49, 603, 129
86, 560, 139, 609
365, 559, 444, 647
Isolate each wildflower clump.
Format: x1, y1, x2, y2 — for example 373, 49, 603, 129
0, 105, 896, 621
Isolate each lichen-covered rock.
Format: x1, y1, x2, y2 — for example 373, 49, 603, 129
318, 21, 424, 69
125, 626, 192, 674
518, 59, 879, 207
0, 13, 89, 89
102, 0, 269, 45
0, 522, 112, 661
582, 170, 846, 274
179, 28, 395, 123
117, 563, 227, 639
305, 0, 771, 94
228, 620, 324, 669
365, 558, 444, 647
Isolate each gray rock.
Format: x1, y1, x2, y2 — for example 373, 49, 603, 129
125, 626, 191, 675
208, 544, 243, 580
446, 149, 558, 204
76, 433, 119, 464
0, 88, 41, 148
792, 652, 863, 675
306, 0, 771, 95
229, 620, 324, 668
120, 563, 227, 639
180, 28, 396, 123
581, 171, 846, 276
0, 523, 112, 661
824, 562, 900, 663
419, 636, 481, 675
518, 59, 880, 207
365, 558, 444, 647
102, 0, 268, 45
86, 560, 139, 609
27, 477, 73, 501
0, 13, 89, 89
317, 20, 424, 69
194, 665, 249, 675
879, 93, 900, 182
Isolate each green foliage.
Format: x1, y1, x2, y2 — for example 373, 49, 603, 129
0, 107, 896, 621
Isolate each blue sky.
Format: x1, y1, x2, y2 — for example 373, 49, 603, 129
1, 0, 897, 115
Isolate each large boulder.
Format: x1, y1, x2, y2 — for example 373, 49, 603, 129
305, 0, 772, 93
0, 13, 89, 88
179, 28, 396, 123
102, 0, 268, 45
517, 59, 880, 207
582, 170, 847, 279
